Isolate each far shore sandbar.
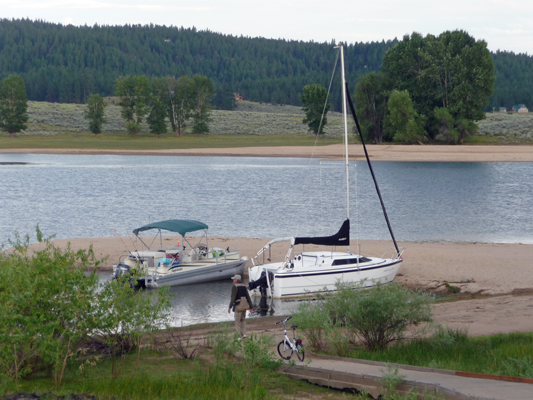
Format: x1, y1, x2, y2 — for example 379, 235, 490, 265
2, 143, 533, 162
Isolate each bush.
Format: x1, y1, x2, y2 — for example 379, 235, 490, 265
292, 301, 329, 351
0, 228, 171, 392
241, 334, 282, 370
331, 283, 433, 351
0, 229, 102, 390
293, 282, 433, 352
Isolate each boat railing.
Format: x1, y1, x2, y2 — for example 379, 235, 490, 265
196, 247, 241, 264
215, 248, 241, 263
251, 237, 294, 267
380, 247, 406, 260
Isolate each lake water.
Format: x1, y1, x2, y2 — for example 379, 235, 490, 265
2, 153, 532, 246
2, 153, 533, 326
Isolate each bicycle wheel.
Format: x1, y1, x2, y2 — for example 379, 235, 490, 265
277, 340, 293, 360
296, 342, 305, 362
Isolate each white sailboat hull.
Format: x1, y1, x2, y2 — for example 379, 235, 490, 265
249, 252, 402, 299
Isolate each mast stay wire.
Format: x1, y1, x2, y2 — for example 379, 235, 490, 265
293, 50, 341, 237
345, 83, 402, 258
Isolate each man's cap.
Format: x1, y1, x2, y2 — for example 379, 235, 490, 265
231, 274, 242, 281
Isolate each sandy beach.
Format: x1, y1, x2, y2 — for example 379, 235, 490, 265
3, 143, 533, 162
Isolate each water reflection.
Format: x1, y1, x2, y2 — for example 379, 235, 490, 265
167, 280, 304, 327
99, 272, 309, 327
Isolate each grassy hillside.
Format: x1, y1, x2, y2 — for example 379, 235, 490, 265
1, 101, 533, 147
17, 100, 349, 138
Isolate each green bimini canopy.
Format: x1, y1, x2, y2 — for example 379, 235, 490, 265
132, 220, 208, 237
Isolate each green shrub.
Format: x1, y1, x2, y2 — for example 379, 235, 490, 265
241, 334, 282, 370
292, 301, 328, 351
0, 228, 171, 392
328, 283, 433, 351
501, 355, 533, 378
206, 329, 240, 362
293, 282, 433, 352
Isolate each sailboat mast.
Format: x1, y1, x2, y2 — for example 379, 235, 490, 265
339, 44, 350, 252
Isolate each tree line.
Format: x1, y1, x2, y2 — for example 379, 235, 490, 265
353, 31, 495, 144
299, 31, 496, 144
0, 19, 532, 112
86, 74, 218, 137
0, 19, 394, 111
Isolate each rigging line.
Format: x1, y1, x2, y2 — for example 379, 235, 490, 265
344, 83, 401, 258
295, 50, 341, 236
314, 50, 340, 141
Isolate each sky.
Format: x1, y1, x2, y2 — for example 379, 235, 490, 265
1, 0, 532, 55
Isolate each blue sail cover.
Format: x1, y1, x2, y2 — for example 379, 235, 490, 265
133, 219, 208, 237
293, 219, 350, 246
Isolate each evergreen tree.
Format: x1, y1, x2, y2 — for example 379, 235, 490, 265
83, 93, 107, 136
213, 82, 236, 110
0, 74, 29, 137
2, 20, 531, 112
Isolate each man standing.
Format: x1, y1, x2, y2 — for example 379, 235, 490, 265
228, 274, 253, 339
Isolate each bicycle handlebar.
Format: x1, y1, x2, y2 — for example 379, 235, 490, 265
275, 316, 292, 325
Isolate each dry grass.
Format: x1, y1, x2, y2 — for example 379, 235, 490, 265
3, 101, 533, 145
15, 100, 349, 138
476, 112, 533, 143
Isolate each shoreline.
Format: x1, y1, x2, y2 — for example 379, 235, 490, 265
23, 236, 533, 296
18, 235, 533, 337
2, 143, 533, 162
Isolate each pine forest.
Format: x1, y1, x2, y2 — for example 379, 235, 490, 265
0, 19, 532, 111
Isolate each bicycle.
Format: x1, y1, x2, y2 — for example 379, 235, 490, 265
276, 316, 304, 361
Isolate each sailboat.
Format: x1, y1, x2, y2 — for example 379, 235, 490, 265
247, 44, 404, 299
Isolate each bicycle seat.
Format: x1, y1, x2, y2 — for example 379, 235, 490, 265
291, 324, 298, 329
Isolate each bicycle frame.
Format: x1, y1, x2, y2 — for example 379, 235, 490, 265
276, 316, 304, 361
281, 322, 298, 351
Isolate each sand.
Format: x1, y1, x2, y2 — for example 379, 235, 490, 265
3, 143, 533, 162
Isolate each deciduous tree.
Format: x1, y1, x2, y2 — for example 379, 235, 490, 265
166, 75, 194, 137
386, 90, 425, 143
0, 74, 29, 137
114, 75, 151, 137
382, 30, 495, 141
147, 77, 168, 138
353, 72, 390, 143
300, 84, 330, 136
83, 93, 107, 136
